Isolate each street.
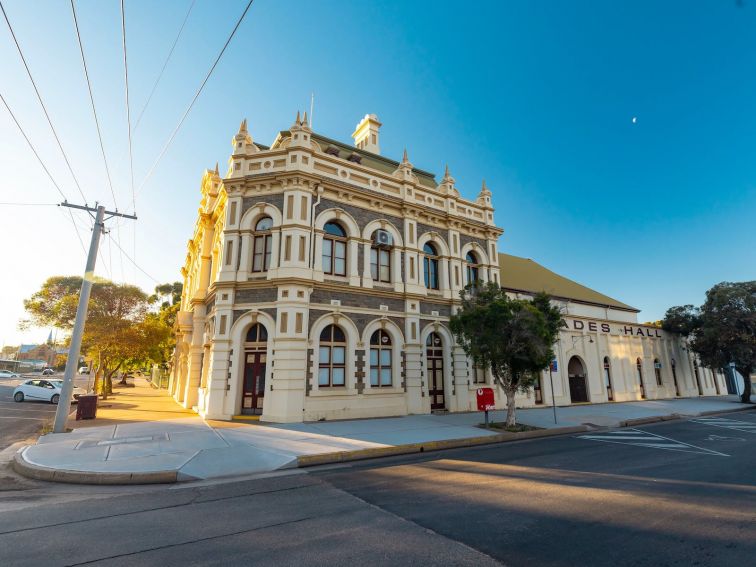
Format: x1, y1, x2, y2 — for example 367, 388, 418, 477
0, 374, 89, 451
0, 411, 754, 566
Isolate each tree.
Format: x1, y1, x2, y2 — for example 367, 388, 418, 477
450, 283, 564, 427
663, 282, 755, 403
23, 276, 172, 398
148, 282, 183, 365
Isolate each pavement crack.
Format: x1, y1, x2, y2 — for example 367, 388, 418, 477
0, 482, 314, 536
62, 515, 317, 566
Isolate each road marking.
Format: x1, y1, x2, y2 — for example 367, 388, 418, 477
704, 434, 745, 442
690, 417, 756, 434
0, 416, 49, 421
578, 428, 729, 457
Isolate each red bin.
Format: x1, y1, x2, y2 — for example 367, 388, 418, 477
76, 394, 98, 420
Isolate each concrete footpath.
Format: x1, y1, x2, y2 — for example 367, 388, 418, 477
12, 378, 754, 484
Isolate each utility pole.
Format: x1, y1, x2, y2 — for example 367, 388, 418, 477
52, 202, 136, 434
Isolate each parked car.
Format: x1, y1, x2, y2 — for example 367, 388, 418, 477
13, 379, 86, 404
78, 366, 90, 374
0, 370, 20, 379
41, 368, 55, 376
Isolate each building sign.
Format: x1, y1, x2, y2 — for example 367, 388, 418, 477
566, 319, 663, 338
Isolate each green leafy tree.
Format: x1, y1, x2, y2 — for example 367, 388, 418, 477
148, 282, 183, 364
663, 282, 755, 403
450, 283, 564, 427
23, 276, 172, 398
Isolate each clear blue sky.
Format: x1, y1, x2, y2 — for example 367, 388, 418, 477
1, 0, 754, 345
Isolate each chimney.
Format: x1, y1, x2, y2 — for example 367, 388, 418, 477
351, 114, 382, 154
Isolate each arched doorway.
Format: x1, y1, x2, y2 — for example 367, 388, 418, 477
568, 356, 589, 403
426, 332, 445, 410
242, 323, 267, 415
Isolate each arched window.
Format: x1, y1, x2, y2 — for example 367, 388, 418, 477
318, 324, 346, 387
370, 230, 391, 283
423, 242, 440, 290
252, 217, 273, 273
636, 358, 646, 399
465, 251, 480, 285
654, 358, 663, 386
369, 329, 392, 387
245, 322, 268, 343
323, 222, 347, 276
603, 356, 614, 401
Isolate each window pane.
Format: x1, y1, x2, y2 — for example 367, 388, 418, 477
370, 348, 378, 365
323, 239, 332, 255
332, 346, 345, 364
332, 326, 345, 342
253, 254, 262, 271
334, 258, 346, 275
319, 346, 330, 363
370, 248, 377, 264
332, 367, 345, 385
318, 368, 330, 386
324, 222, 346, 237
380, 368, 391, 386
256, 217, 273, 231
371, 262, 378, 280
320, 325, 332, 341
254, 238, 264, 254
380, 264, 390, 282
334, 241, 346, 259
380, 349, 391, 366
370, 368, 379, 386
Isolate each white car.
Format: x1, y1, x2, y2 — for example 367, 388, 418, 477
13, 379, 86, 404
0, 370, 20, 379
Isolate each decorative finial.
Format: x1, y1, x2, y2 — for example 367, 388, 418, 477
238, 118, 247, 134
295, 110, 301, 124
443, 164, 454, 183
402, 148, 409, 163
214, 162, 219, 175
302, 111, 309, 126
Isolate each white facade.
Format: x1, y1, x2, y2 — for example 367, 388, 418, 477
170, 113, 728, 424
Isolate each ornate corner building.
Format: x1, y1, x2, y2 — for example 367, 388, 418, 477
171, 113, 730, 423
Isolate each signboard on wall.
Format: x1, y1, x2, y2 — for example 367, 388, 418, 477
565, 319, 663, 339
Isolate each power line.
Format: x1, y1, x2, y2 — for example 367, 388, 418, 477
60, 207, 87, 257
109, 232, 160, 284
0, 202, 58, 206
70, 0, 117, 209
120, 0, 135, 213
0, 92, 67, 201
0, 0, 88, 204
133, 0, 196, 132
120, 0, 138, 287
135, 0, 255, 198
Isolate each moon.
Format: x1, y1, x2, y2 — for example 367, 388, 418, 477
632, 117, 637, 124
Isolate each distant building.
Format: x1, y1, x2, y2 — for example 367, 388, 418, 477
17, 344, 57, 368
171, 113, 727, 423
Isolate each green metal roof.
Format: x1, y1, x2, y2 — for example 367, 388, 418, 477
498, 253, 638, 312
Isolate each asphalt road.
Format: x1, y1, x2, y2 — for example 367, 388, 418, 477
0, 374, 89, 450
0, 411, 754, 566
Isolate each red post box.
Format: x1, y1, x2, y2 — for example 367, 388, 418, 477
476, 387, 495, 411
477, 387, 495, 427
